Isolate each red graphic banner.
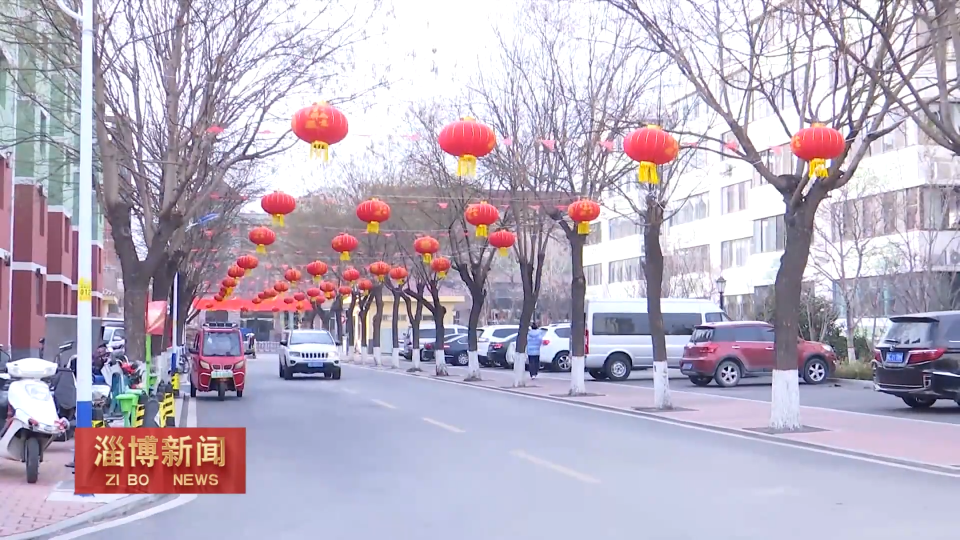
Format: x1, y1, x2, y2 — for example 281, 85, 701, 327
75, 428, 246, 494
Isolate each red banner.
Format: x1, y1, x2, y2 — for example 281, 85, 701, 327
145, 301, 168, 336
75, 428, 246, 494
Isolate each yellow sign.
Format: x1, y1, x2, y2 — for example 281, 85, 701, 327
78, 278, 92, 302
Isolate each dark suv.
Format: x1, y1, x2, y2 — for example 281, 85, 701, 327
874, 312, 960, 409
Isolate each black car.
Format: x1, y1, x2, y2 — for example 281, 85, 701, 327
874, 312, 960, 408
423, 334, 470, 366
487, 334, 517, 368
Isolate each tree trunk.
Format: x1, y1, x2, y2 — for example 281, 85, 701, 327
644, 198, 672, 410
513, 260, 537, 388
431, 284, 448, 376
150, 256, 176, 354
841, 277, 857, 362
465, 284, 485, 381
372, 285, 384, 367
359, 302, 370, 366
333, 299, 344, 355
391, 289, 401, 369
123, 276, 149, 364
347, 295, 358, 362
770, 197, 819, 431
568, 232, 587, 395
404, 291, 422, 372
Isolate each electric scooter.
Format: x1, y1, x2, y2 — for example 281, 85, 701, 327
0, 358, 68, 483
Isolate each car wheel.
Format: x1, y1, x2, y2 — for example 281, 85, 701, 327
604, 354, 632, 381
552, 351, 572, 372
283, 365, 293, 381
588, 369, 607, 380
236, 390, 243, 398
217, 382, 226, 401
802, 357, 829, 384
190, 385, 197, 398
456, 352, 469, 366
714, 359, 742, 388
902, 396, 937, 409
324, 372, 333, 379
332, 369, 342, 380
689, 376, 712, 387
279, 362, 284, 378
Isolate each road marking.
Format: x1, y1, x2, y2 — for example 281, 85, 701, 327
50, 495, 198, 539
186, 395, 198, 428
342, 363, 960, 478
341, 388, 359, 394
370, 399, 397, 409
510, 450, 600, 484
422, 417, 465, 433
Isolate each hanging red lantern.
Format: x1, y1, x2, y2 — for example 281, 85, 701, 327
414, 236, 440, 264
204, 229, 214, 239
320, 281, 336, 299
464, 201, 499, 237
205, 301, 215, 309
284, 268, 302, 284
623, 125, 680, 185
221, 277, 237, 290
274, 281, 289, 294
342, 267, 360, 284
218, 287, 229, 298
438, 117, 497, 177
264, 289, 278, 299
306, 261, 328, 282
290, 102, 349, 160
257, 291, 266, 300
368, 261, 390, 282
356, 198, 391, 234
331, 233, 359, 261
357, 279, 373, 295
296, 301, 305, 312
791, 123, 845, 177
389, 266, 408, 284
252, 297, 262, 305
236, 255, 259, 276
248, 226, 276, 254
293, 292, 306, 302
430, 256, 451, 279
488, 229, 517, 257
307, 287, 321, 299
213, 295, 224, 303
567, 199, 601, 235
260, 191, 297, 227
283, 297, 294, 305
338, 285, 352, 298
227, 265, 245, 280
272, 306, 281, 313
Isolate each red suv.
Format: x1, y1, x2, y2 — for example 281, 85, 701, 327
681, 321, 837, 387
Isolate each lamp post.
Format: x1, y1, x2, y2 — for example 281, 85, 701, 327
56, 0, 93, 429
716, 276, 727, 312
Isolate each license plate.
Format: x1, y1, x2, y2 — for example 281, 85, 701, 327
886, 352, 905, 364
308, 362, 323, 368
681, 363, 693, 370
211, 369, 233, 378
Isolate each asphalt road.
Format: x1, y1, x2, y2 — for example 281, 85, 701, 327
79, 355, 960, 540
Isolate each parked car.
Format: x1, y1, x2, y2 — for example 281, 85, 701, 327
679, 321, 837, 387
540, 323, 572, 372
874, 312, 960, 409
423, 334, 470, 365
402, 323, 468, 359
478, 325, 520, 365
487, 334, 517, 367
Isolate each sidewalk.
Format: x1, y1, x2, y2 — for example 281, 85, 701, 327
358, 359, 960, 472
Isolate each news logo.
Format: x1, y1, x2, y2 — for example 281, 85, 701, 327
75, 428, 246, 494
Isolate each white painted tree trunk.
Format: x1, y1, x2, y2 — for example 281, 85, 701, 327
846, 345, 857, 364
435, 354, 449, 376
391, 349, 401, 369
465, 350, 481, 381
351, 346, 360, 363
373, 346, 382, 367
569, 356, 586, 395
652, 360, 672, 409
412, 348, 422, 371
342, 342, 348, 359
512, 352, 527, 387
769, 369, 802, 430
360, 347, 368, 366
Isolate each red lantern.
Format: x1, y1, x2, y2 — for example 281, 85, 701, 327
293, 292, 306, 302
213, 295, 224, 303
438, 117, 497, 177
356, 198, 391, 234
464, 201, 499, 237
296, 301, 305, 312
368, 261, 390, 282
414, 236, 440, 264
291, 102, 349, 160
488, 229, 516, 257
790, 123, 845, 177
272, 306, 280, 313
274, 281, 289, 294
218, 287, 229, 298
357, 278, 373, 295
284, 268, 302, 284
338, 285, 352, 298
306, 261, 328, 283
567, 200, 601, 235
283, 297, 294, 305
623, 125, 680, 185
221, 277, 237, 290
389, 266, 408, 284
331, 233, 359, 261
430, 256, 451, 279
257, 291, 266, 300
320, 281, 336, 300
205, 301, 215, 309
227, 265, 245, 280
260, 191, 297, 227
252, 297, 262, 305
237, 255, 259, 276
248, 226, 276, 254
264, 289, 278, 299
342, 267, 360, 284
307, 287, 321, 298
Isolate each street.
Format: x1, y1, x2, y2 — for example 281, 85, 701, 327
75, 354, 959, 540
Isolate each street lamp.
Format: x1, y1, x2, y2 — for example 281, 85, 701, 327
716, 276, 727, 311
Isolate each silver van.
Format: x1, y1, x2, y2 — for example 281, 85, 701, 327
585, 298, 728, 381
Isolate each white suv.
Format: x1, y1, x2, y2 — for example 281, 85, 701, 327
539, 323, 572, 372
478, 325, 519, 366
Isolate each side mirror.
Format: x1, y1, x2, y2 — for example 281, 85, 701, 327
279, 340, 288, 347
188, 347, 199, 355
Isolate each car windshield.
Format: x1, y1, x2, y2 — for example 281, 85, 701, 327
201, 332, 242, 357
290, 331, 335, 346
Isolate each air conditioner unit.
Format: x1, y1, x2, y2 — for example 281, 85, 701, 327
950, 249, 960, 265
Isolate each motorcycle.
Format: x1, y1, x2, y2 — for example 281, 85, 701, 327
0, 358, 68, 483
47, 342, 77, 440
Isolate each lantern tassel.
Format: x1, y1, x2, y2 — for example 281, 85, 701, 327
456, 155, 478, 177
638, 162, 659, 185
256, 244, 266, 254
310, 141, 330, 161
377, 276, 385, 282
809, 158, 829, 178
397, 278, 405, 285
476, 224, 488, 237
245, 269, 251, 276
422, 253, 433, 264
340, 251, 350, 261
438, 271, 447, 279
312, 276, 319, 283
367, 221, 380, 234
498, 247, 508, 257
577, 221, 590, 235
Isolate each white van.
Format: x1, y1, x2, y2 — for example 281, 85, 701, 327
585, 298, 728, 381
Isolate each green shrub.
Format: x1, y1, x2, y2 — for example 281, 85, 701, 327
834, 360, 874, 380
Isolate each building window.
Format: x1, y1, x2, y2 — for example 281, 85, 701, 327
753, 214, 785, 253
721, 237, 752, 269
870, 111, 908, 155
0, 53, 7, 105
668, 192, 709, 227
608, 256, 643, 284
835, 186, 960, 241
35, 272, 43, 315
585, 223, 602, 245
608, 216, 641, 241
584, 263, 602, 286
39, 113, 48, 162
670, 244, 710, 274
720, 181, 749, 214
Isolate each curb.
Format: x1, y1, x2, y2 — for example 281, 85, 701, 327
346, 364, 960, 477
6, 494, 172, 540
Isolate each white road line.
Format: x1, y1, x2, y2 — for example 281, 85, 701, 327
510, 450, 601, 484
421, 417, 466, 433
370, 399, 397, 409
50, 495, 198, 539
186, 395, 198, 428
341, 388, 359, 395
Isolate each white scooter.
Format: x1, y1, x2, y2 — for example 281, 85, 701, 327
0, 358, 68, 483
